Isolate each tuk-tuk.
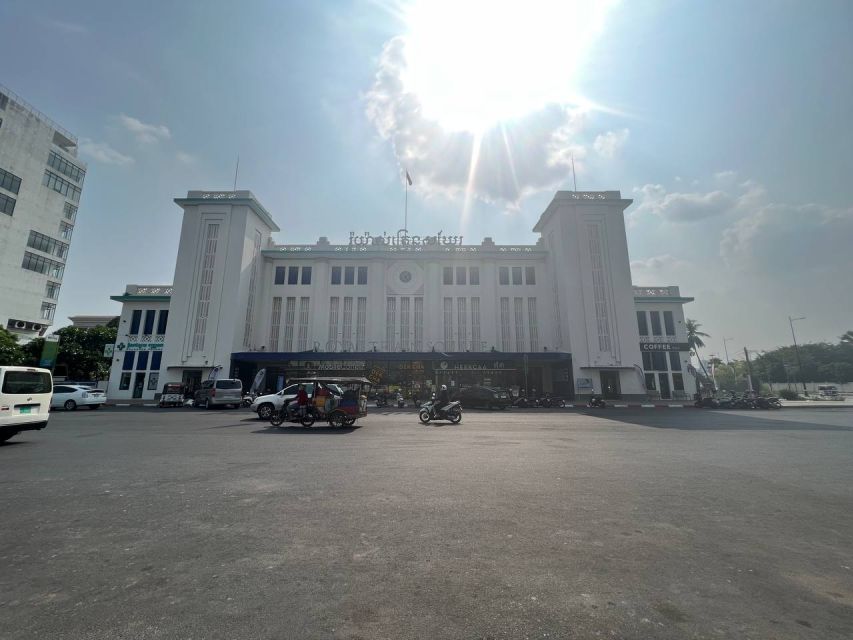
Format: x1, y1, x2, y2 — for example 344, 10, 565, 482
286, 376, 371, 427
159, 382, 186, 407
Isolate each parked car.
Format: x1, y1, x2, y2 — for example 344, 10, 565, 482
0, 366, 53, 442
194, 379, 243, 409
50, 384, 107, 410
454, 385, 511, 410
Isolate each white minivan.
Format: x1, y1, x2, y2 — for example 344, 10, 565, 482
0, 366, 53, 443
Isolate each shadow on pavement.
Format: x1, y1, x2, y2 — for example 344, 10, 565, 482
581, 409, 853, 431
251, 426, 357, 435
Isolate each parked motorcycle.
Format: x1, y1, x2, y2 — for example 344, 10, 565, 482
693, 396, 720, 408
418, 400, 462, 424
586, 395, 607, 408
269, 404, 317, 427
513, 395, 532, 409
536, 395, 567, 408
241, 392, 257, 408
375, 394, 389, 408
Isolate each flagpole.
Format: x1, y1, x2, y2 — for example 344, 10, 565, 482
571, 153, 577, 191
404, 169, 408, 231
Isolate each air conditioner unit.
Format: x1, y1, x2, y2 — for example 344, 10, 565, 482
14, 321, 27, 329
31, 324, 43, 331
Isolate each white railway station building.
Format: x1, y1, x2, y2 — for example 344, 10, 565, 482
106, 189, 696, 402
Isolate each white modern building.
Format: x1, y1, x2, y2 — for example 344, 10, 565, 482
106, 189, 696, 402
0, 85, 85, 341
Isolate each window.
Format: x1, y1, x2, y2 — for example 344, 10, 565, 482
331, 266, 342, 285
344, 266, 355, 285
136, 351, 149, 370
386, 297, 397, 351
191, 223, 219, 352
301, 266, 312, 285
287, 266, 299, 285
296, 297, 310, 350
156, 310, 169, 335
512, 266, 522, 285
0, 167, 22, 194
645, 373, 657, 390
2, 371, 51, 394
122, 351, 135, 370
400, 296, 411, 350
413, 297, 423, 351
642, 352, 652, 370
119, 372, 131, 390
636, 311, 648, 336
269, 297, 282, 351
342, 297, 354, 348
528, 298, 539, 351
63, 202, 77, 221
328, 297, 340, 346
457, 297, 467, 350
151, 351, 162, 371
147, 372, 159, 391
456, 266, 466, 285
471, 297, 481, 350
651, 352, 668, 371
27, 230, 69, 259
283, 297, 296, 350
669, 352, 682, 371
500, 297, 511, 350
21, 252, 65, 278
47, 150, 86, 183
514, 297, 525, 352
672, 373, 685, 391
59, 221, 73, 240
499, 267, 509, 285
143, 310, 156, 335
356, 297, 367, 350
274, 266, 286, 285
45, 281, 60, 299
469, 267, 480, 285
525, 266, 536, 285
443, 297, 453, 350
129, 310, 142, 334
40, 302, 56, 320
443, 266, 453, 285
357, 266, 367, 285
42, 170, 81, 202
663, 311, 676, 336
650, 311, 662, 336
0, 192, 14, 216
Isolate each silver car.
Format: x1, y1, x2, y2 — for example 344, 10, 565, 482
194, 379, 243, 409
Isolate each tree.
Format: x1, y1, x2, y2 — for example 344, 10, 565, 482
685, 319, 712, 380
0, 327, 25, 366
51, 326, 117, 380
841, 330, 853, 345
106, 316, 120, 329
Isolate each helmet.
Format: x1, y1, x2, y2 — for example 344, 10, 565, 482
441, 385, 447, 391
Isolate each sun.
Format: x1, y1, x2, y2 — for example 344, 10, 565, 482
401, 0, 617, 133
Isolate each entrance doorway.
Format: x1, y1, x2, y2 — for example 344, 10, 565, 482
132, 372, 145, 399
182, 370, 202, 397
658, 373, 672, 400
600, 371, 621, 399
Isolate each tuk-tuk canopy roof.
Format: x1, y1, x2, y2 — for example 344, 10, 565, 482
288, 377, 372, 385
161, 382, 184, 391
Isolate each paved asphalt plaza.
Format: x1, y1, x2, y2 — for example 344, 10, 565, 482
2, 406, 852, 640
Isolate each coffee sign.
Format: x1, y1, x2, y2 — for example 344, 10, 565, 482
639, 342, 690, 352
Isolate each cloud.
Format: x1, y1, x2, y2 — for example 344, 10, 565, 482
118, 114, 171, 143
78, 138, 134, 166
176, 151, 196, 164
631, 181, 764, 222
364, 37, 587, 206
593, 128, 629, 159
630, 254, 692, 286
45, 20, 88, 34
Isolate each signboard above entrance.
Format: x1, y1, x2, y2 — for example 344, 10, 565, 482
639, 342, 690, 352
348, 230, 463, 247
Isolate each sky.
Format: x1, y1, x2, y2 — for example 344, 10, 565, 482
1, 0, 851, 358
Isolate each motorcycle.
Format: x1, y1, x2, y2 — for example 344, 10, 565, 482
241, 392, 257, 408
375, 395, 389, 408
269, 404, 317, 427
396, 393, 406, 408
513, 395, 532, 409
586, 395, 607, 408
693, 396, 720, 408
536, 395, 566, 408
418, 399, 463, 424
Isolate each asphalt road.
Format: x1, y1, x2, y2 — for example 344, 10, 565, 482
2, 406, 852, 639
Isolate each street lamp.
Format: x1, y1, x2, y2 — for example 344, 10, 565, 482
722, 337, 734, 365
788, 316, 807, 395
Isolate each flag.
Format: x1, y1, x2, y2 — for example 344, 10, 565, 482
405, 170, 412, 186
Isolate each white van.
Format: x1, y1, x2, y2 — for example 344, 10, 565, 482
0, 366, 53, 442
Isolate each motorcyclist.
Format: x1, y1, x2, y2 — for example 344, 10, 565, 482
289, 384, 309, 417
433, 385, 450, 417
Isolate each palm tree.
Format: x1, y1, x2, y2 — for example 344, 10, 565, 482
686, 319, 712, 381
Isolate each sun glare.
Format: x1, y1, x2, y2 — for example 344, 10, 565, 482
402, 0, 617, 133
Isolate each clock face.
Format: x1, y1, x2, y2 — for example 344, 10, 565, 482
399, 270, 412, 283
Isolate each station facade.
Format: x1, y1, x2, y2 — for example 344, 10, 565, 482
106, 190, 696, 402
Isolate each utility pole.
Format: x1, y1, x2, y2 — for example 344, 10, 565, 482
743, 347, 754, 392
788, 316, 807, 395
722, 337, 733, 365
